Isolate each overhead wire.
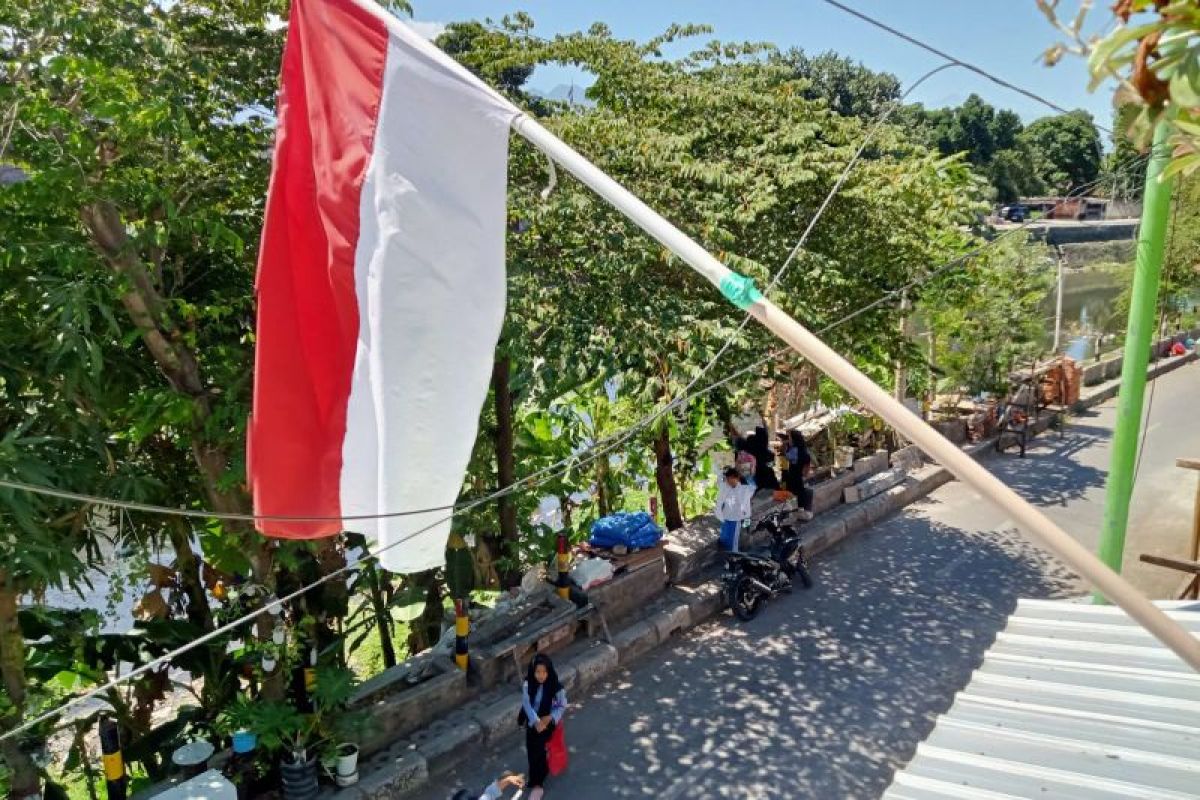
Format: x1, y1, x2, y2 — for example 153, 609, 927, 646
0, 151, 1159, 538
0, 43, 1166, 741
818, 0, 1114, 137
0, 148, 1159, 745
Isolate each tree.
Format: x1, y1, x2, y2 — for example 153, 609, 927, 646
923, 235, 1055, 394
1019, 110, 1103, 193
449, 20, 988, 533
775, 49, 902, 119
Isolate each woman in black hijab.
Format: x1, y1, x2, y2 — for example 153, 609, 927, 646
785, 429, 814, 519
517, 653, 567, 798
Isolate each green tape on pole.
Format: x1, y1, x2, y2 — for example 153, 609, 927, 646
718, 272, 764, 310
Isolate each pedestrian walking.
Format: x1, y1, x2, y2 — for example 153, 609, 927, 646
518, 654, 567, 799
715, 467, 754, 552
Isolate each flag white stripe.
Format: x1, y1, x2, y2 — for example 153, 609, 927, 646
340, 22, 517, 572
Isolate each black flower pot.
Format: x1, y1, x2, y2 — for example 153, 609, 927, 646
280, 755, 319, 800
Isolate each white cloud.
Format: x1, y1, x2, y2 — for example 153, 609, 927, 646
265, 13, 286, 31
407, 20, 447, 40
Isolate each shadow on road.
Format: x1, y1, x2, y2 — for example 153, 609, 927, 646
985, 420, 1109, 507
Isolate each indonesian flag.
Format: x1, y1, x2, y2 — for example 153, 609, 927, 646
248, 0, 520, 572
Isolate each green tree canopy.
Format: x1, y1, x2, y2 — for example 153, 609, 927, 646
1019, 110, 1103, 194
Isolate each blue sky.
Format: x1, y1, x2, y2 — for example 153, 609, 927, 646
410, 1, 1120, 134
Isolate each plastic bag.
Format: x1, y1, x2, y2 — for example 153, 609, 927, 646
547, 723, 568, 776
588, 512, 662, 549
569, 558, 614, 590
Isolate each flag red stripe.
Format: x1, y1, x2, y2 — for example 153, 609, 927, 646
248, 0, 388, 536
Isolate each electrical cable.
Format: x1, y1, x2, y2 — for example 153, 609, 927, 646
818, 0, 1114, 137
0, 104, 1164, 747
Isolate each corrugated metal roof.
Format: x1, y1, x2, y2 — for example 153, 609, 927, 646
883, 599, 1200, 800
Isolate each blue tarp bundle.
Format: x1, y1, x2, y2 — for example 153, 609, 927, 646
589, 511, 663, 550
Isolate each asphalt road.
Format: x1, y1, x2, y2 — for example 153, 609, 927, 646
414, 361, 1199, 800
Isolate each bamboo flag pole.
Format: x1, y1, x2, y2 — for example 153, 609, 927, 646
509, 114, 1200, 671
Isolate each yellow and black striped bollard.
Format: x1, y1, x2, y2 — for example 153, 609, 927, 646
454, 597, 469, 670
99, 717, 126, 800
555, 532, 570, 600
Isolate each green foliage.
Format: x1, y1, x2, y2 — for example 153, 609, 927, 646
1019, 110, 1103, 194
924, 236, 1056, 394
904, 94, 1103, 202
774, 49, 902, 119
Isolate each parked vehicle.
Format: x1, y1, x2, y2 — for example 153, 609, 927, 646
1001, 204, 1027, 223
722, 509, 813, 621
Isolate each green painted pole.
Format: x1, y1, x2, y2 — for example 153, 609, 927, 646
1094, 121, 1175, 601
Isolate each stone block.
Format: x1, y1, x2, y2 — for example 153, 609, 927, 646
1103, 356, 1123, 380
352, 662, 471, 758
472, 693, 523, 745
844, 466, 907, 504
355, 750, 428, 800
862, 493, 894, 525
566, 642, 619, 691
889, 444, 925, 471
933, 418, 967, 445
839, 503, 870, 534
610, 619, 660, 665
1082, 362, 1105, 386
852, 449, 889, 479
585, 555, 668, 626
908, 464, 948, 494
413, 718, 481, 773
648, 601, 690, 642
534, 617, 576, 654
811, 470, 856, 514
663, 516, 722, 584
669, 582, 724, 624
801, 516, 846, 556
556, 661, 580, 694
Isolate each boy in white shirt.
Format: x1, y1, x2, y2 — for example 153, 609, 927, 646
715, 467, 754, 552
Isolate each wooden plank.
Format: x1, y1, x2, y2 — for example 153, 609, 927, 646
1175, 457, 1200, 471
1139, 553, 1200, 575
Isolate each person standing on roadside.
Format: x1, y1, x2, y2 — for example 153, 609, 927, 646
785, 429, 815, 520
518, 654, 567, 799
715, 467, 754, 552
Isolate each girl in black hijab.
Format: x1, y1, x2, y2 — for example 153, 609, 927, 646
517, 653, 567, 798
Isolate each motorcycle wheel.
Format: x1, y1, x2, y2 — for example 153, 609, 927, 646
794, 562, 814, 589
725, 574, 762, 621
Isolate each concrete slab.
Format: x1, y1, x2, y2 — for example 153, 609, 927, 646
610, 619, 659, 665
566, 642, 619, 691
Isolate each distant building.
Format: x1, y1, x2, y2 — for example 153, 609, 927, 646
1021, 196, 1109, 221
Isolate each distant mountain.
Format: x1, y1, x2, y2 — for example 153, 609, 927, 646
529, 83, 596, 108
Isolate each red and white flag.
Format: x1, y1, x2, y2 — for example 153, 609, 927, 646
248, 0, 519, 572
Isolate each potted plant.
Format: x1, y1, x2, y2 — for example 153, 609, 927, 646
310, 667, 365, 788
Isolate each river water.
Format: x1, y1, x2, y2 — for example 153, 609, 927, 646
1044, 266, 1200, 361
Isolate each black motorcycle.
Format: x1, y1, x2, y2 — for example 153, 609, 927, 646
722, 509, 813, 621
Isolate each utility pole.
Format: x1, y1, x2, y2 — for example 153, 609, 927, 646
1094, 121, 1175, 601
894, 290, 911, 403
1052, 247, 1065, 354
